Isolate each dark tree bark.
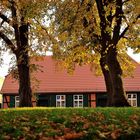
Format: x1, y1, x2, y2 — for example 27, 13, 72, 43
100, 47, 130, 107
100, 54, 113, 106
16, 21, 33, 107
17, 60, 32, 107
106, 47, 130, 106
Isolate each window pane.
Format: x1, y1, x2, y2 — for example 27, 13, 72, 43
61, 96, 63, 100
79, 101, 83, 107
132, 100, 137, 107
128, 100, 131, 105
74, 101, 78, 107
57, 101, 60, 107
79, 95, 83, 100
133, 94, 136, 98
128, 94, 131, 98
74, 101, 78, 104
16, 96, 19, 100
74, 96, 78, 100
61, 101, 65, 107
15, 102, 19, 107
57, 96, 60, 100
15, 96, 19, 107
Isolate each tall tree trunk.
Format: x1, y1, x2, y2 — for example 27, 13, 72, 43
17, 61, 32, 107
100, 55, 113, 106
107, 47, 130, 107
16, 21, 33, 107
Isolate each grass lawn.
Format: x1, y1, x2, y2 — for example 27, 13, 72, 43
0, 107, 140, 140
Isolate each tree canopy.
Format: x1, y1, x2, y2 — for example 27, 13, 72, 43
0, 0, 56, 106
49, 0, 139, 68
48, 0, 140, 106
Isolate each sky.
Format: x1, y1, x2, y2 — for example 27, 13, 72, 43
0, 52, 13, 77
0, 49, 140, 78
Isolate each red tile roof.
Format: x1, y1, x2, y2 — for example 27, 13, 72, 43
1, 56, 140, 94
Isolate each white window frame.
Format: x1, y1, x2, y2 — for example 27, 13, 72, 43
73, 95, 83, 107
56, 95, 66, 107
15, 96, 19, 107
127, 93, 137, 107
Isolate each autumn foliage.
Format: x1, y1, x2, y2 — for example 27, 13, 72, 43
0, 107, 140, 140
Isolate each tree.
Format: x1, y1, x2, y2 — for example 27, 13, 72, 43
0, 0, 54, 107
49, 0, 139, 106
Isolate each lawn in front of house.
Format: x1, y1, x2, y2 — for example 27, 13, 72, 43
0, 107, 140, 139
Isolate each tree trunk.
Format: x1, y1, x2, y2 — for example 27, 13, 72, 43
17, 62, 32, 107
100, 55, 113, 106
107, 47, 130, 107
16, 21, 33, 107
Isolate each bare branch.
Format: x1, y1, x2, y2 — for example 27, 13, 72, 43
9, 0, 21, 48
112, 0, 123, 45
119, 14, 140, 40
0, 12, 12, 26
122, 0, 130, 4
0, 31, 16, 53
119, 26, 129, 40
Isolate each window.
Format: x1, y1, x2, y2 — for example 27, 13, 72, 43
56, 95, 66, 107
127, 93, 137, 107
73, 95, 83, 107
15, 96, 19, 107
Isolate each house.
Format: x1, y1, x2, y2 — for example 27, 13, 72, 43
1, 56, 140, 108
